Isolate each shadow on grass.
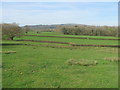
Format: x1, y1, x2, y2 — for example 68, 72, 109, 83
1, 43, 26, 46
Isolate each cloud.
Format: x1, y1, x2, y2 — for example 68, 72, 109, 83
2, 2, 118, 26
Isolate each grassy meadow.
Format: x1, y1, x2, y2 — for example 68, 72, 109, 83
2, 32, 118, 88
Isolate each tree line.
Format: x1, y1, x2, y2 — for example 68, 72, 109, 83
1, 23, 119, 41
57, 25, 119, 37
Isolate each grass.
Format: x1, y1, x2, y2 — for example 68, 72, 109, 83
2, 45, 118, 88
14, 31, 119, 46
15, 36, 118, 45
2, 40, 69, 46
2, 32, 118, 88
25, 31, 120, 39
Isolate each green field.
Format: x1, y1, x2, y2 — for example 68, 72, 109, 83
2, 32, 118, 88
15, 35, 118, 45
25, 32, 120, 39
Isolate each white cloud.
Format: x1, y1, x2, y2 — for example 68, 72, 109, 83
2, 2, 118, 26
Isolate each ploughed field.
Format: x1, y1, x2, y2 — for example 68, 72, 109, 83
2, 32, 119, 88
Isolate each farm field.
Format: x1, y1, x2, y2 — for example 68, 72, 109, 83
2, 32, 119, 88
24, 32, 120, 39
14, 32, 119, 46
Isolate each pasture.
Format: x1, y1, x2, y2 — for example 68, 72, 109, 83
2, 32, 118, 88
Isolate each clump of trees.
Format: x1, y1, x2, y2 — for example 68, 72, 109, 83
2, 23, 22, 40
58, 25, 118, 37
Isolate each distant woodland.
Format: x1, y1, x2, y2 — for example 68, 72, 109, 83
23, 24, 119, 37
1, 23, 119, 41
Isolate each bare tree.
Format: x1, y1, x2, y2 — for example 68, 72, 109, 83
2, 23, 22, 40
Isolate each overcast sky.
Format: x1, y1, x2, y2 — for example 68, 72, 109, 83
2, 2, 118, 26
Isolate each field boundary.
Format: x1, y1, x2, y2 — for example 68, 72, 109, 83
16, 40, 120, 47
24, 35, 120, 40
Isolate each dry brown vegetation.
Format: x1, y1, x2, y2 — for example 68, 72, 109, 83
66, 59, 98, 66
104, 57, 120, 62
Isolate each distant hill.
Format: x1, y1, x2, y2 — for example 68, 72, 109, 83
22, 24, 86, 31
